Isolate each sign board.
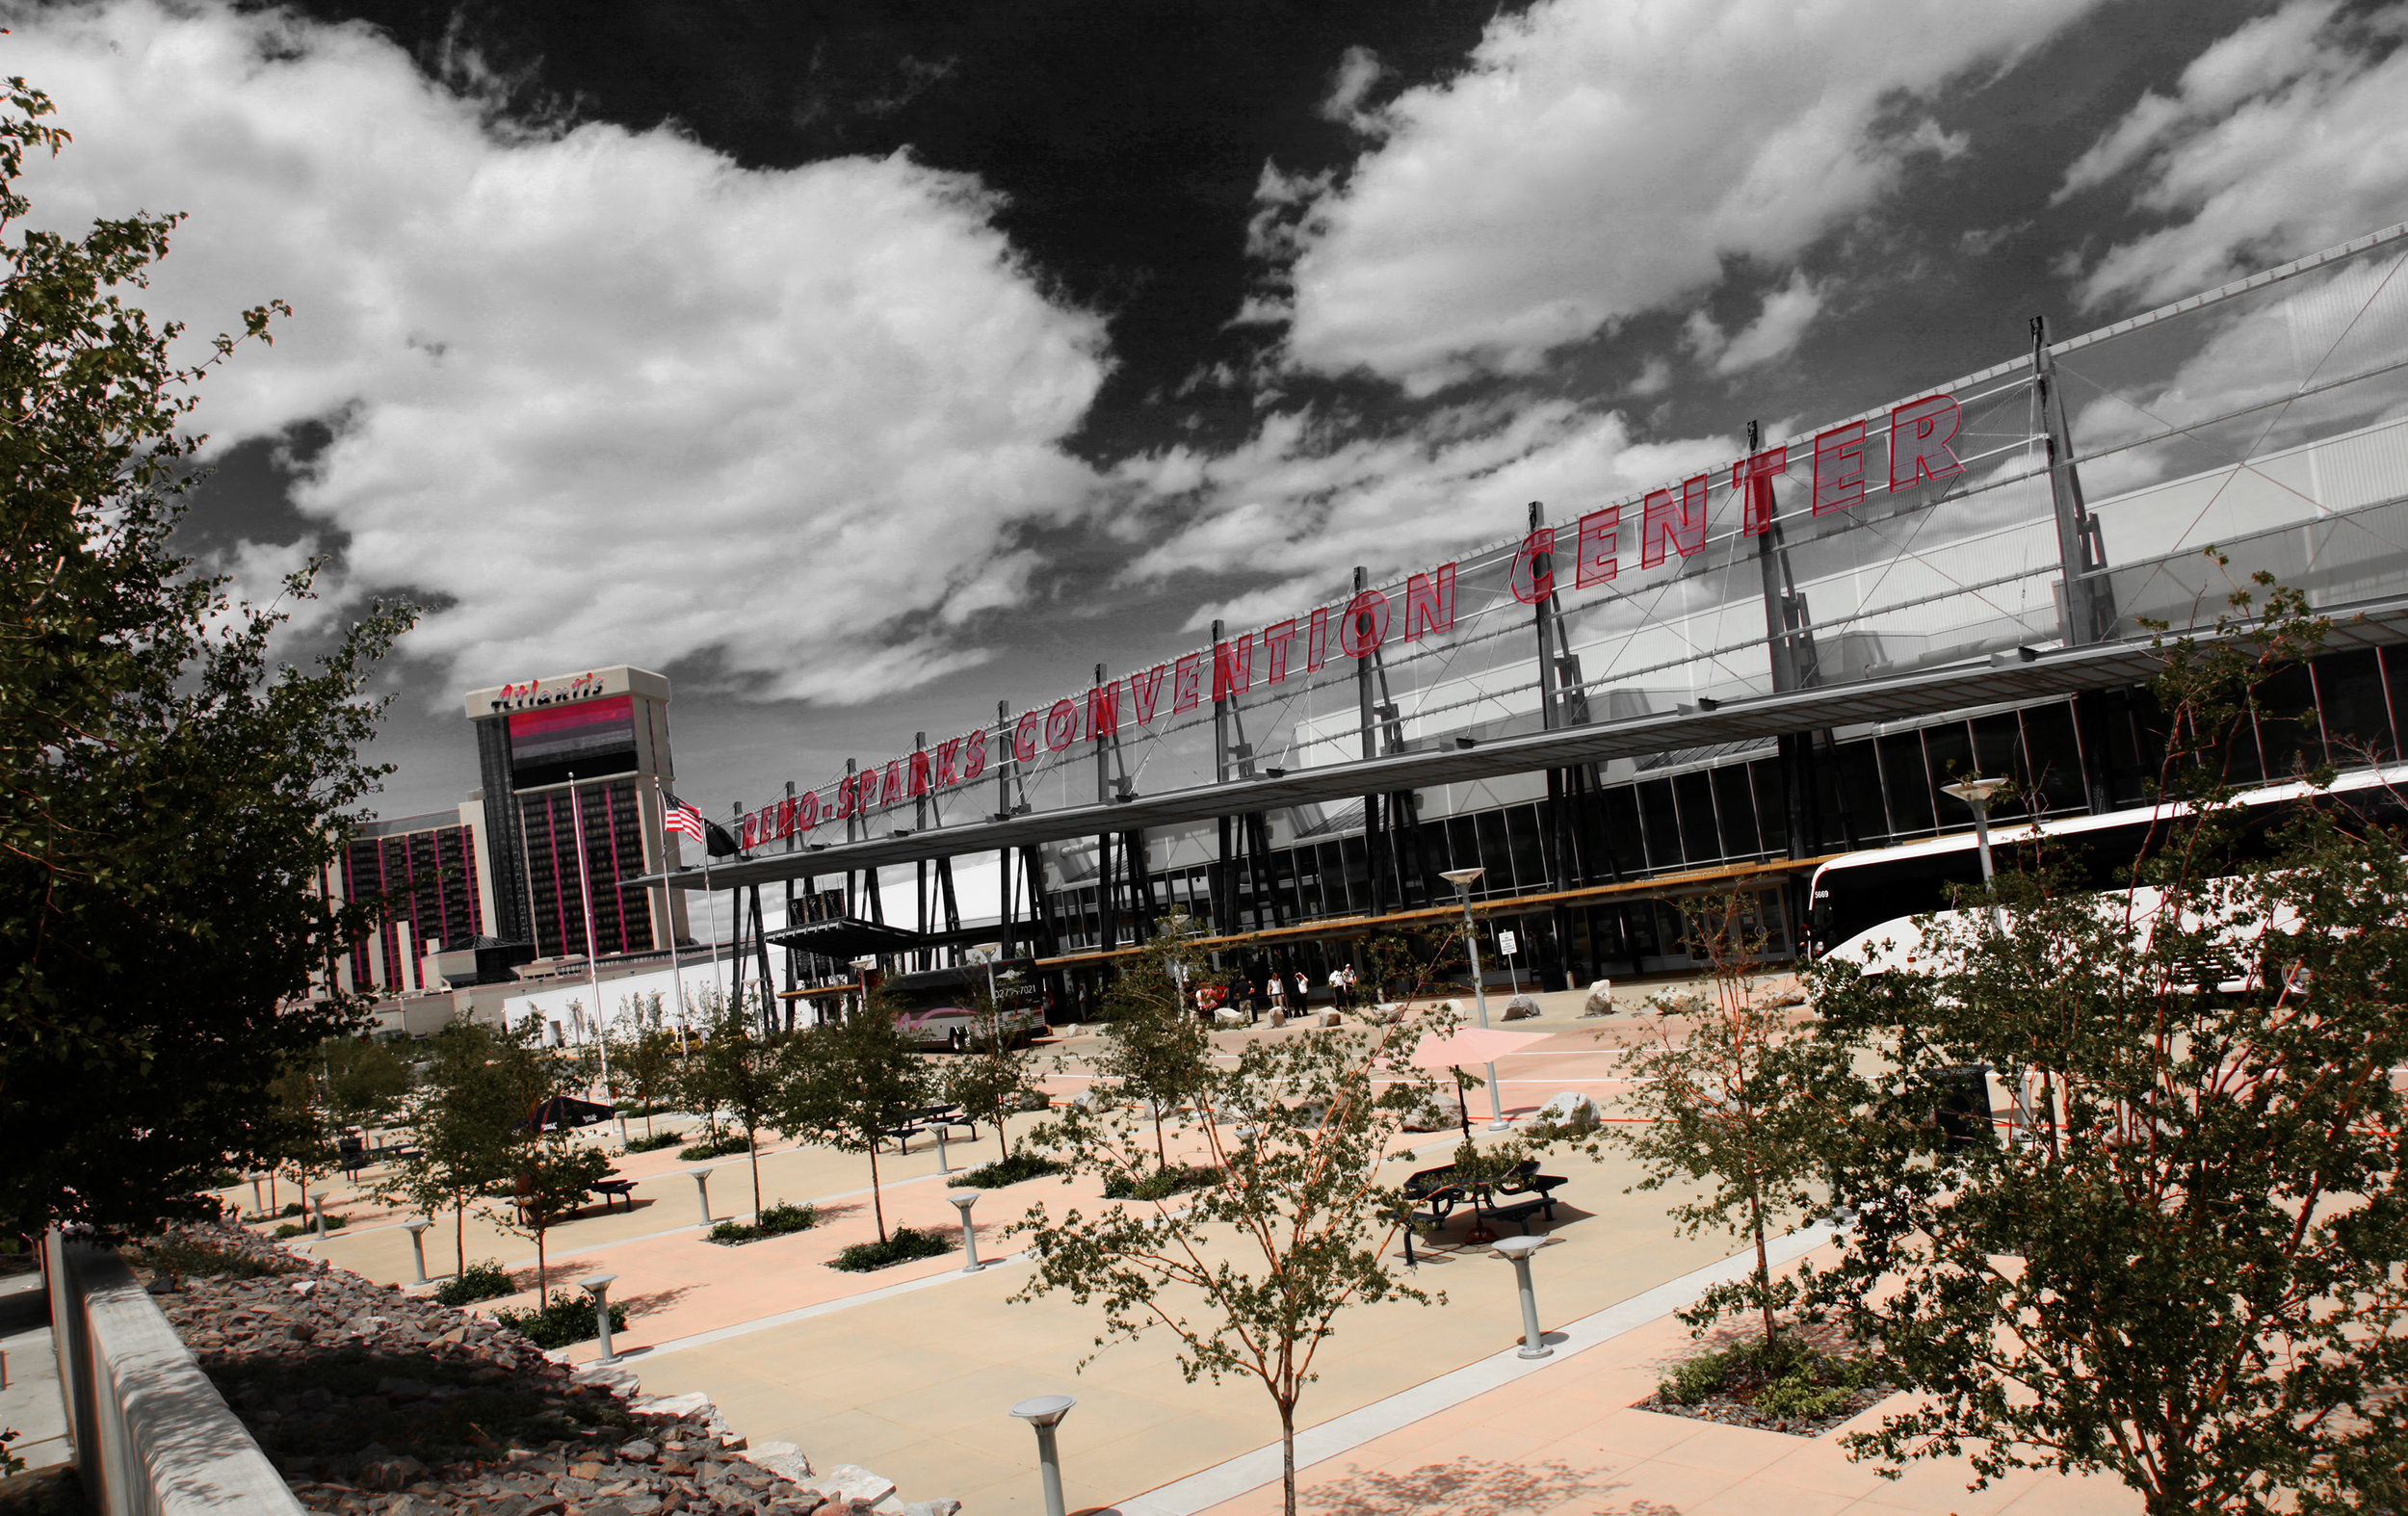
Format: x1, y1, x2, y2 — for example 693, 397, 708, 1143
1498, 930, 1518, 957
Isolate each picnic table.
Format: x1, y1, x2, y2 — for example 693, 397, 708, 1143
881, 1103, 979, 1153
1396, 1160, 1568, 1265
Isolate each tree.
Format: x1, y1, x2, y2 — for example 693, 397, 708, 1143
694, 996, 784, 1216
488, 1126, 614, 1299
1094, 919, 1215, 1167
1802, 579, 2408, 1515
1008, 960, 1454, 1516
939, 986, 1043, 1163
322, 1034, 413, 1133
777, 993, 929, 1244
0, 78, 413, 1237
382, 1021, 523, 1278
1596, 892, 1858, 1349
615, 1024, 680, 1139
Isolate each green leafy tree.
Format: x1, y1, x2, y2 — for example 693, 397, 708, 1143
381, 1021, 523, 1277
322, 1034, 413, 1133
0, 78, 413, 1237
939, 987, 1043, 1163
615, 1023, 680, 1138
1008, 954, 1455, 1516
1594, 892, 1858, 1349
1803, 579, 2408, 1515
694, 996, 785, 1216
776, 992, 929, 1243
487, 1126, 615, 1299
1095, 919, 1215, 1167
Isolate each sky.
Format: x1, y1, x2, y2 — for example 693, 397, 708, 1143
9, 0, 2408, 823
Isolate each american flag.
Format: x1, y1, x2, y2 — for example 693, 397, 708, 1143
663, 791, 705, 844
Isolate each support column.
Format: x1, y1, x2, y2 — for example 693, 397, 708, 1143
2033, 315, 2116, 647
1353, 568, 1387, 918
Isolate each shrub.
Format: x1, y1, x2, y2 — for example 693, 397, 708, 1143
272, 1214, 349, 1240
706, 1202, 820, 1246
491, 1290, 629, 1349
677, 1135, 750, 1161
1655, 1337, 1879, 1418
955, 1152, 1064, 1188
432, 1260, 516, 1306
621, 1129, 685, 1154
1102, 1163, 1220, 1201
828, 1225, 953, 1272
278, 1201, 305, 1218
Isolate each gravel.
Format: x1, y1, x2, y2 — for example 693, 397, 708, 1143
138, 1222, 940, 1516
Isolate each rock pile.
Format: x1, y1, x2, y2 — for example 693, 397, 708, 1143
140, 1223, 954, 1516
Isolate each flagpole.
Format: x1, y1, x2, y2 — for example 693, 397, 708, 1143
654, 777, 687, 1033
567, 771, 613, 1101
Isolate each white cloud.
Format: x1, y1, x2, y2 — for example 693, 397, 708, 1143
1112, 399, 1733, 615
1681, 271, 1823, 376
1258, 0, 2101, 393
8, 0, 1110, 705
2062, 0, 2408, 310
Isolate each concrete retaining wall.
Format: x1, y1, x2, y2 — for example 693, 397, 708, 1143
43, 1230, 304, 1516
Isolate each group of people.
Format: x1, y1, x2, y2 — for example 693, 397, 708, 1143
1191, 961, 1366, 1025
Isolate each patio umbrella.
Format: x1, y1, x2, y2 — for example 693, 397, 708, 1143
1408, 1028, 1553, 1137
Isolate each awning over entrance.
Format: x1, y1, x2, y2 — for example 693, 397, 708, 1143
763, 916, 931, 960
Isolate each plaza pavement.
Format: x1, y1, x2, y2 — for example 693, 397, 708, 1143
209, 980, 2133, 1516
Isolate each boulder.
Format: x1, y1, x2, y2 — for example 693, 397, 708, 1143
573, 1361, 641, 1395
1266, 1007, 1287, 1029
1354, 1001, 1401, 1026
821, 1465, 897, 1505
1398, 1098, 1453, 1133
634, 1390, 713, 1420
1314, 1010, 1341, 1028
904, 1502, 964, 1516
1581, 980, 1615, 1016
1500, 994, 1541, 1021
746, 1439, 815, 1482
1533, 1091, 1601, 1135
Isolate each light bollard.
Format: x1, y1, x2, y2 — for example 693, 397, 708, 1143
403, 1219, 432, 1286
933, 1123, 953, 1175
246, 1172, 266, 1219
616, 1111, 630, 1148
948, 1190, 986, 1272
309, 1190, 329, 1239
686, 1166, 713, 1226
1008, 1395, 1076, 1516
1490, 1235, 1553, 1359
579, 1272, 620, 1364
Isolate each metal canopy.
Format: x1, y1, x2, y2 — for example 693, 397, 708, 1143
627, 598, 2408, 894
761, 916, 931, 958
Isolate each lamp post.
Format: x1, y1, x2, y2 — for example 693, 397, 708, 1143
1490, 1235, 1552, 1358
1439, 867, 1508, 1130
1008, 1396, 1076, 1516
403, 1219, 432, 1286
578, 1272, 619, 1364
1939, 776, 2010, 934
1941, 775, 2033, 1147
685, 1166, 714, 1226
948, 1190, 987, 1272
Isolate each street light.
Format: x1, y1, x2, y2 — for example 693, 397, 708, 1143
1439, 868, 1508, 1131
578, 1272, 619, 1364
1490, 1234, 1553, 1358
1008, 1395, 1076, 1516
403, 1219, 432, 1286
948, 1190, 987, 1272
1939, 776, 2010, 934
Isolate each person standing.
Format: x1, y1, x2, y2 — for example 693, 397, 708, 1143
1294, 969, 1310, 1007
1326, 964, 1347, 1010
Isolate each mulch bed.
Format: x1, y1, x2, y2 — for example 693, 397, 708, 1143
1632, 1383, 1890, 1439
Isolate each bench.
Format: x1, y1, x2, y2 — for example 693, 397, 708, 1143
591, 1179, 638, 1215
1396, 1161, 1568, 1265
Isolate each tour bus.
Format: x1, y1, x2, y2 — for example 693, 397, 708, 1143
1806, 763, 2408, 969
877, 959, 1048, 1050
